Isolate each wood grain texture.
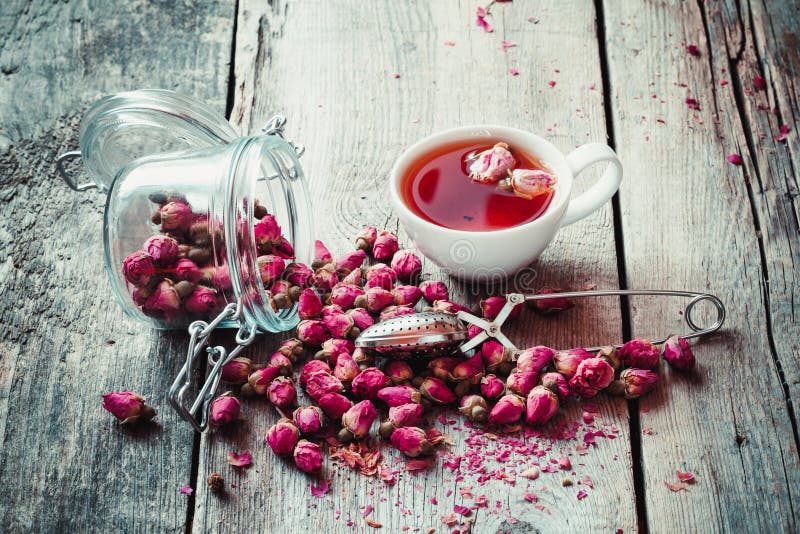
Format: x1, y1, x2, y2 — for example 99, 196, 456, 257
0, 0, 233, 531
602, 0, 800, 531
196, 1, 636, 533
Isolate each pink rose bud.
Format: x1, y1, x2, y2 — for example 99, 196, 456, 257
173, 258, 203, 283
541, 372, 570, 399
481, 340, 511, 373
322, 303, 345, 320
335, 250, 367, 274
272, 236, 295, 261
184, 286, 220, 316
347, 307, 374, 330
317, 392, 354, 420
390, 426, 434, 457
506, 370, 539, 397
293, 405, 327, 435
159, 201, 193, 231
267, 376, 297, 409
314, 239, 333, 264
488, 394, 525, 426
372, 231, 399, 260
221, 357, 252, 384
298, 288, 323, 319
481, 296, 522, 320
254, 214, 282, 247
568, 357, 615, 398
419, 377, 457, 405
391, 249, 422, 281
516, 346, 556, 374
341, 267, 363, 286
619, 368, 659, 399
330, 283, 364, 310
271, 279, 291, 297
377, 385, 422, 407
323, 311, 354, 339
311, 265, 338, 292
388, 403, 424, 428
662, 335, 696, 371
355, 226, 378, 251
102, 391, 155, 424
469, 142, 515, 183
210, 392, 241, 426
278, 338, 304, 361
122, 251, 155, 286
304, 371, 344, 401
143, 235, 180, 266
351, 367, 391, 399
619, 339, 660, 370
468, 325, 483, 340
212, 265, 233, 291
419, 280, 449, 303
284, 262, 314, 287
525, 386, 559, 426
379, 305, 416, 322
428, 356, 461, 381
265, 418, 300, 456
365, 287, 395, 313
459, 394, 489, 424
597, 345, 622, 370
553, 348, 593, 377
248, 366, 281, 395
393, 285, 423, 306
319, 338, 354, 364
293, 439, 323, 474
385, 360, 413, 384
296, 320, 330, 346
480, 374, 506, 400
298, 360, 331, 388
510, 168, 556, 199
268, 352, 293, 376
333, 352, 360, 383
450, 353, 485, 383
529, 287, 575, 315
365, 263, 398, 290
257, 255, 286, 286
432, 299, 471, 314
144, 279, 182, 315
341, 400, 378, 440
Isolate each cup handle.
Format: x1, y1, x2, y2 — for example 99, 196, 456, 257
561, 143, 622, 226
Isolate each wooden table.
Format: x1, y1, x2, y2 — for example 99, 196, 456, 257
1, 1, 798, 532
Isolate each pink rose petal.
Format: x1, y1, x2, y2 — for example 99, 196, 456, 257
510, 68, 520, 76
361, 504, 374, 518
719, 80, 729, 86
179, 484, 193, 496
775, 124, 790, 142
476, 7, 493, 33
576, 489, 588, 500
548, 80, 556, 88
502, 40, 517, 52
454, 504, 472, 517
665, 480, 689, 492
685, 97, 701, 111
686, 44, 700, 56
227, 451, 252, 468
676, 470, 695, 483
754, 75, 766, 90
726, 153, 743, 165
523, 492, 538, 503
309, 479, 331, 497
444, 40, 456, 46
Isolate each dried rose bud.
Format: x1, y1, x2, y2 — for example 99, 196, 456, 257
207, 473, 224, 493
619, 339, 660, 369
285, 262, 314, 287
389, 403, 424, 428
364, 287, 395, 313
293, 405, 327, 435
144, 279, 182, 315
528, 287, 575, 315
342, 267, 363, 286
506, 370, 539, 397
254, 214, 282, 248
296, 320, 330, 346
248, 366, 281, 395
355, 226, 378, 251
273, 235, 294, 260
419, 280, 449, 303
662, 335, 696, 371
143, 235, 180, 267
488, 394, 525, 426
481, 296, 522, 321
481, 340, 512, 373
428, 357, 461, 381
335, 250, 367, 274
311, 264, 338, 292
122, 251, 155, 287
323, 310, 354, 338
541, 372, 570, 399
619, 368, 659, 399
298, 360, 331, 387
480, 374, 505, 400
596, 345, 621, 370
568, 357, 615, 398
304, 372, 344, 401
351, 367, 391, 399
553, 348, 593, 377
333, 352, 360, 383
385, 360, 413, 384
431, 299, 471, 314
212, 265, 233, 291
377, 385, 422, 407
391, 249, 422, 281
322, 303, 344, 319
352, 347, 374, 369
340, 400, 378, 441
516, 346, 555, 374
419, 377, 457, 405
365, 263, 398, 290
330, 283, 364, 310
373, 231, 399, 260
450, 353, 485, 384
265, 418, 300, 456
184, 286, 220, 316
459, 394, 489, 424
173, 258, 203, 283
257, 255, 286, 286
525, 386, 559, 426
210, 392, 241, 427
390, 426, 434, 457
221, 357, 252, 384
314, 239, 333, 265
278, 338, 304, 361
317, 392, 353, 420
318, 338, 354, 364
469, 142, 515, 183
267, 376, 297, 409
293, 439, 323, 474
510, 168, 556, 199
271, 279, 291, 297
159, 201, 193, 231
346, 308, 374, 331
393, 285, 423, 307
102, 391, 155, 424
379, 305, 416, 322
268, 352, 293, 376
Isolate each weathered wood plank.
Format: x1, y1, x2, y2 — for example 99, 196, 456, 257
0, 1, 233, 531
602, 0, 800, 531
196, 1, 636, 533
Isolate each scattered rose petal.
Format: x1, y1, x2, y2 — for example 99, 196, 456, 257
677, 470, 695, 483
475, 494, 488, 507
362, 504, 374, 518
548, 80, 556, 88
309, 479, 331, 497
502, 40, 517, 52
227, 451, 252, 468
379, 466, 396, 485
521, 467, 540, 479
393, 74, 400, 79
441, 513, 458, 527
454, 504, 472, 517
444, 40, 456, 46
510, 68, 520, 76
726, 153, 743, 165
775, 124, 790, 142
523, 492, 538, 503
558, 456, 572, 470
476, 6, 493, 33
576, 489, 588, 500
179, 485, 193, 496
642, 427, 654, 435
528, 17, 539, 24
405, 458, 435, 471
719, 80, 729, 86
365, 518, 382, 529
754, 75, 766, 90
665, 480, 689, 492
686, 44, 700, 56
685, 97, 701, 111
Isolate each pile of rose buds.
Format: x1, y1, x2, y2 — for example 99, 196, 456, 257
106, 224, 698, 478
